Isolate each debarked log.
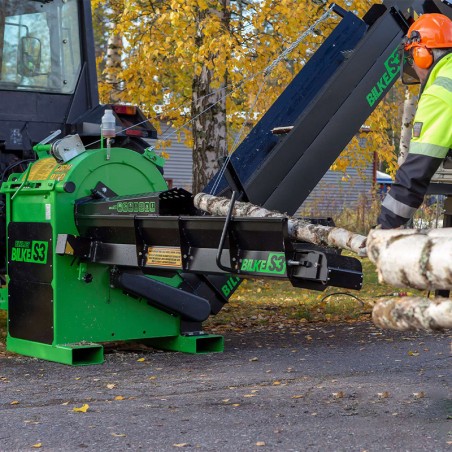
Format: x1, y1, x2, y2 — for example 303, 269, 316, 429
367, 228, 452, 290
194, 193, 367, 256
372, 297, 452, 331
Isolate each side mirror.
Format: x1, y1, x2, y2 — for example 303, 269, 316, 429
18, 36, 42, 77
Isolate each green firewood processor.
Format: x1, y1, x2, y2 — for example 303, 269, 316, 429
0, 0, 450, 364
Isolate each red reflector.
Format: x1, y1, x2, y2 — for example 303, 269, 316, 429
125, 129, 145, 137
113, 105, 137, 115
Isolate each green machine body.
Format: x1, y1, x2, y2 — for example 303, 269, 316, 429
0, 145, 223, 365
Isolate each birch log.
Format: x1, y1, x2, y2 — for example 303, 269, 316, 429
194, 193, 367, 256
372, 297, 452, 331
367, 228, 452, 290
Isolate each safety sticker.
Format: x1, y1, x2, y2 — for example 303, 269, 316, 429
146, 246, 182, 268
45, 203, 51, 221
28, 158, 58, 181
49, 163, 72, 181
413, 122, 423, 138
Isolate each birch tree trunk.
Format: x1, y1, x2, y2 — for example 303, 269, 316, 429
91, 3, 110, 71
367, 228, 452, 290
194, 193, 367, 256
398, 88, 417, 166
105, 32, 123, 103
191, 2, 229, 193
373, 297, 452, 331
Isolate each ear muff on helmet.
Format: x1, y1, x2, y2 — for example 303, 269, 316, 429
404, 14, 452, 70
412, 46, 434, 69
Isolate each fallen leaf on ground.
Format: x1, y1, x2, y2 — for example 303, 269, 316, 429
114, 396, 125, 401
256, 442, 266, 446
10, 401, 19, 405
173, 443, 189, 448
291, 395, 304, 399
137, 358, 145, 362
377, 392, 390, 399
413, 392, 425, 399
73, 404, 89, 413
31, 443, 42, 449
106, 384, 116, 390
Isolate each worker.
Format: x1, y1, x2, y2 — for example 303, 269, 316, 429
377, 13, 452, 229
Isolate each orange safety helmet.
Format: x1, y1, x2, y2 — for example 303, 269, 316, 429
404, 14, 452, 69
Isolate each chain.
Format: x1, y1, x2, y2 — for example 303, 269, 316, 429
263, 4, 334, 77
85, 3, 335, 182
210, 4, 334, 195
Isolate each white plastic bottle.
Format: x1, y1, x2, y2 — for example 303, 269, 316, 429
101, 109, 116, 138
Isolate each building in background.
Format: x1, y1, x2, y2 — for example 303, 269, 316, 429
146, 124, 193, 191
147, 124, 393, 216
299, 165, 375, 217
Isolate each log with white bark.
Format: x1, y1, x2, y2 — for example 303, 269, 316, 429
194, 193, 367, 256
372, 297, 452, 331
367, 228, 452, 290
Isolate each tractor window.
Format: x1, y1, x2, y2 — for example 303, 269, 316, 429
0, 0, 81, 94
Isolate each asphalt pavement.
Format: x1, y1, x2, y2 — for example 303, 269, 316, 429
0, 321, 451, 451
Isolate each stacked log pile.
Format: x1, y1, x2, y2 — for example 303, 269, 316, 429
366, 228, 452, 331
372, 296, 452, 331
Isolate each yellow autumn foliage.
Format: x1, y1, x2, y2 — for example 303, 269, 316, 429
93, 0, 407, 177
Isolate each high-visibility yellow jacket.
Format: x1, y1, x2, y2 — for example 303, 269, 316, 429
378, 52, 452, 228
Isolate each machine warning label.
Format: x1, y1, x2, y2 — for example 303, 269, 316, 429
49, 164, 72, 181
28, 158, 58, 181
146, 247, 182, 268
28, 160, 72, 182
10, 240, 49, 264
240, 252, 286, 275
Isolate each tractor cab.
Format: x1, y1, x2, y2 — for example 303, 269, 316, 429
0, 0, 82, 96
0, 0, 93, 164
0, 0, 156, 173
